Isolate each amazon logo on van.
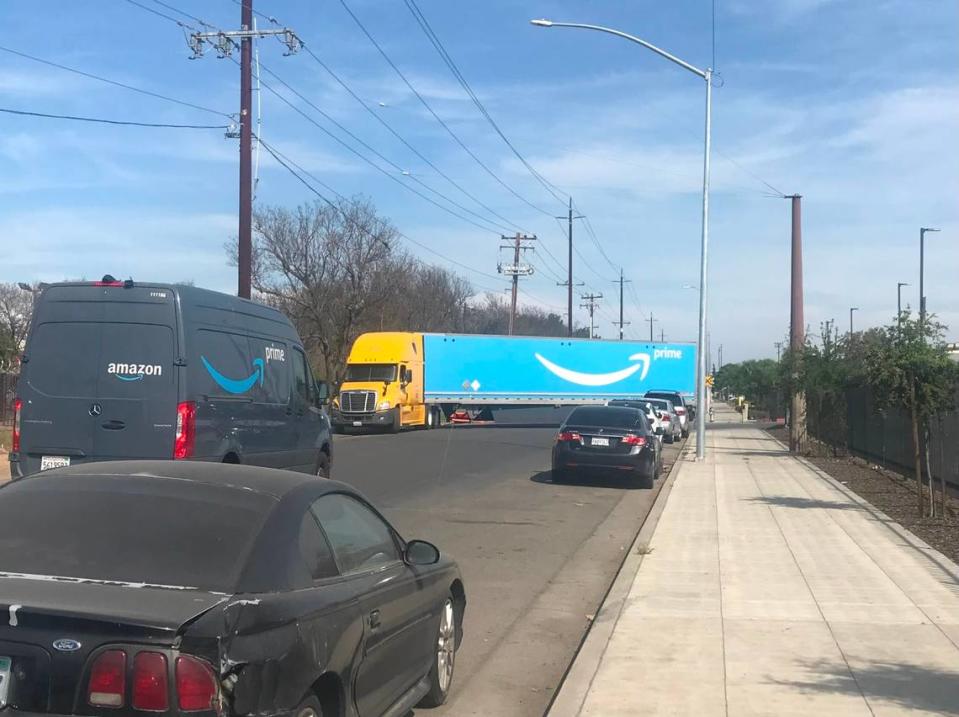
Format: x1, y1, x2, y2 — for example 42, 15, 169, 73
108, 363, 163, 381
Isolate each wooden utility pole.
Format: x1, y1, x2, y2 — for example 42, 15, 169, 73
497, 233, 536, 335
580, 293, 603, 339
556, 198, 584, 337
188, 4, 299, 299
612, 268, 631, 340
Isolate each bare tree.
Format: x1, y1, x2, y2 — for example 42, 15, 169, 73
0, 283, 33, 372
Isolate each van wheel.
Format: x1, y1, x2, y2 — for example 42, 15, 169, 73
315, 452, 331, 478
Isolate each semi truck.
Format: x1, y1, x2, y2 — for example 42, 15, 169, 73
330, 332, 697, 432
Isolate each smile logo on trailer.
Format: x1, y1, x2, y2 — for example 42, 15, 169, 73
534, 352, 651, 387
201, 356, 265, 395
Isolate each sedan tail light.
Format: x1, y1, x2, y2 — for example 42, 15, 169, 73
12, 398, 22, 452
88, 650, 127, 708
176, 655, 219, 712
174, 401, 196, 459
556, 431, 581, 442
133, 652, 169, 711
620, 434, 647, 447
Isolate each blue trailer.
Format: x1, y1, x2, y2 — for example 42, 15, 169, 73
423, 334, 696, 406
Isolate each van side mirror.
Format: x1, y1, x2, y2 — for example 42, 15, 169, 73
314, 380, 330, 406
655, 426, 665, 436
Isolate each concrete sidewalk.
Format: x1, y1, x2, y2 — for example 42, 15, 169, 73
551, 405, 959, 716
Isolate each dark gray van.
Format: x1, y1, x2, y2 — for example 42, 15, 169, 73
9, 279, 333, 479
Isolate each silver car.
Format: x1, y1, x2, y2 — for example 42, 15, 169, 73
642, 397, 682, 443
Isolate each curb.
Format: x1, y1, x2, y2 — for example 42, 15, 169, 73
545, 438, 691, 716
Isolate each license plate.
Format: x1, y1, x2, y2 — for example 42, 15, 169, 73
0, 656, 11, 708
352, 421, 363, 427
591, 437, 609, 447
40, 456, 70, 471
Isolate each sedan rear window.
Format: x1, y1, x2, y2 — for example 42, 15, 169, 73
0, 476, 273, 592
567, 407, 644, 428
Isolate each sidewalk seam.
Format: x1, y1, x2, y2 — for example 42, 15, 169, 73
711, 440, 731, 717
740, 442, 878, 716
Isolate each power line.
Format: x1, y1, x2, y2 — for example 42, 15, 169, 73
121, 0, 196, 29
0, 44, 232, 119
0, 107, 228, 129
402, 0, 568, 206
334, 0, 558, 218
255, 60, 511, 234
149, 0, 216, 28
256, 136, 510, 290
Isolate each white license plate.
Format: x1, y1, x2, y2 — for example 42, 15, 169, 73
0, 655, 11, 708
352, 421, 363, 427
40, 456, 70, 471
591, 437, 610, 447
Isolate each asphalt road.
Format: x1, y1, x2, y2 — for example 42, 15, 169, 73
333, 421, 684, 716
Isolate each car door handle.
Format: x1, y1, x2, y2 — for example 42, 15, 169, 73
368, 609, 381, 631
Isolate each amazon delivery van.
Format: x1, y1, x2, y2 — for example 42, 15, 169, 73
332, 332, 696, 431
9, 278, 332, 479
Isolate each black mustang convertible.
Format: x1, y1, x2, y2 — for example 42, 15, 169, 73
0, 461, 465, 717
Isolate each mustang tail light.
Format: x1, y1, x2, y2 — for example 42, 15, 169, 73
12, 398, 22, 452
176, 655, 219, 712
174, 401, 196, 459
88, 650, 127, 708
620, 434, 648, 447
556, 431, 581, 442
133, 652, 169, 712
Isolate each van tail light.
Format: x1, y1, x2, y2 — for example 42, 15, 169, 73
176, 655, 218, 712
88, 650, 127, 708
556, 431, 581, 442
174, 401, 196, 459
12, 398, 22, 452
133, 652, 169, 712
621, 434, 647, 447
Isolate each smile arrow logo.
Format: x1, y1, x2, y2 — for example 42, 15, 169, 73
201, 356, 264, 394
534, 352, 650, 387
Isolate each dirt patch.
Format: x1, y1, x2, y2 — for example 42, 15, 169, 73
766, 425, 959, 566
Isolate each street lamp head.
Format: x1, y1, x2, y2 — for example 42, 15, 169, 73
921, 227, 941, 233
529, 18, 554, 27
17, 282, 32, 292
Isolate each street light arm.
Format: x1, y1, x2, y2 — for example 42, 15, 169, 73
530, 19, 708, 79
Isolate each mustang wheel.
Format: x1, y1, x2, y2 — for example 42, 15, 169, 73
419, 596, 456, 707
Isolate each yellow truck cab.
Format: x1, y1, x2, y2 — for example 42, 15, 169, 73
332, 332, 438, 432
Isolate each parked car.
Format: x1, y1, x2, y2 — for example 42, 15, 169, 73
0, 461, 465, 717
645, 390, 691, 438
606, 399, 668, 442
9, 278, 333, 479
552, 405, 662, 488
638, 397, 682, 443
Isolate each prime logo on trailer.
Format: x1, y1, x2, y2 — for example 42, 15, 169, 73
107, 362, 163, 381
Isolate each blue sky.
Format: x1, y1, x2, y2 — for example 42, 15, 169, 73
1, 0, 957, 362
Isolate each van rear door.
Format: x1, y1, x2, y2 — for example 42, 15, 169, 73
17, 286, 178, 474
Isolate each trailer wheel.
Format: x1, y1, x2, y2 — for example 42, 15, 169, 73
426, 406, 438, 429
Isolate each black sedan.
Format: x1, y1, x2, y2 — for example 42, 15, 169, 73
551, 406, 663, 487
0, 461, 465, 717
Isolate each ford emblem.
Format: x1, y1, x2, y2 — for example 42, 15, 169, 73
52, 639, 82, 652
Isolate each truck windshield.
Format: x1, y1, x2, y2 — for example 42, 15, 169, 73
345, 363, 397, 382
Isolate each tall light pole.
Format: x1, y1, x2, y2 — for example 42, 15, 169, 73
849, 307, 859, 336
919, 227, 940, 328
897, 282, 909, 325
531, 18, 713, 460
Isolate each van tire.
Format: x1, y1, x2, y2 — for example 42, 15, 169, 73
315, 451, 331, 478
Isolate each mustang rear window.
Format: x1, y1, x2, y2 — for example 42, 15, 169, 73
0, 477, 273, 592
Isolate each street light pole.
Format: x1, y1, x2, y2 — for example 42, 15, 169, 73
897, 282, 909, 326
531, 18, 713, 461
919, 227, 940, 329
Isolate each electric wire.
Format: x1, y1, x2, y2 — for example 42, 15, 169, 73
121, 0, 196, 29
0, 107, 229, 129
256, 136, 510, 292
402, 0, 569, 206
0, 44, 232, 119
150, 0, 216, 28
335, 0, 558, 218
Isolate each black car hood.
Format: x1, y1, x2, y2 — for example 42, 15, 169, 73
0, 573, 229, 633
